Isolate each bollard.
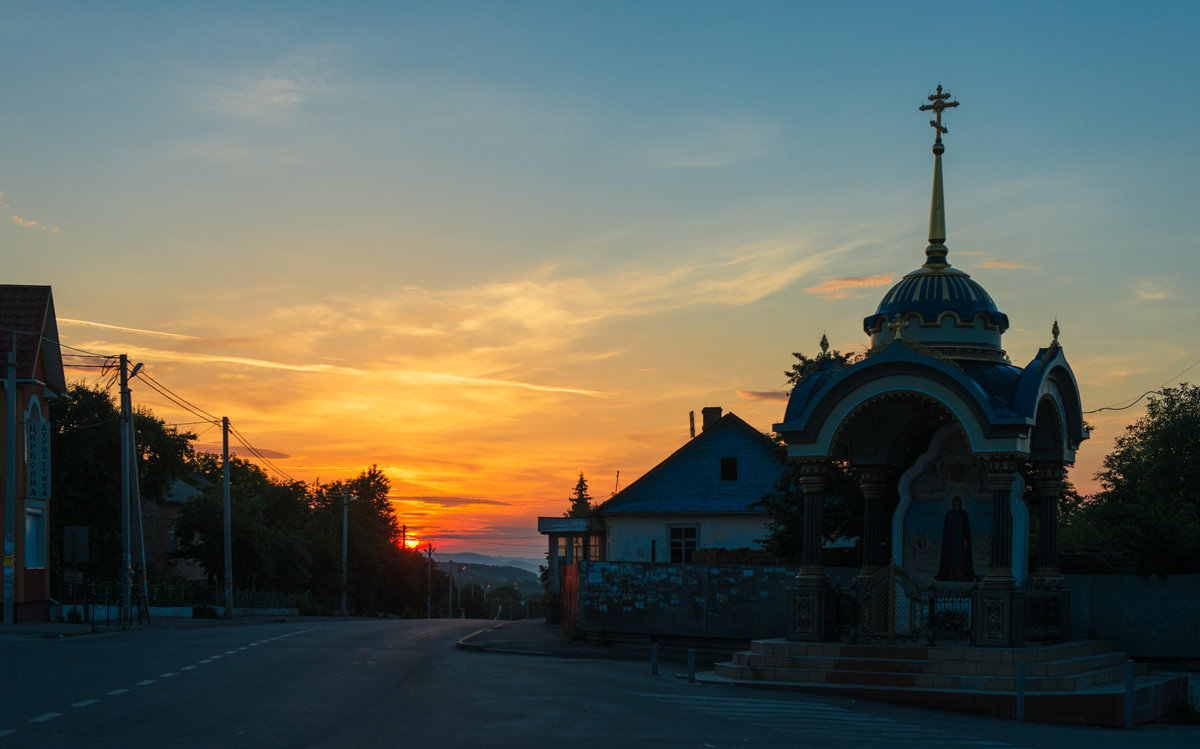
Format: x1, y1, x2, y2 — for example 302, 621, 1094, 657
1124, 659, 1135, 729
1016, 661, 1026, 722
650, 643, 659, 676
688, 648, 696, 684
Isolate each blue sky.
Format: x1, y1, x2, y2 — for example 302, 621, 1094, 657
2, 1, 1197, 554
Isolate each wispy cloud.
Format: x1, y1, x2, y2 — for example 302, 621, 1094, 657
804, 274, 893, 299
59, 318, 203, 341
644, 117, 780, 168
1135, 279, 1174, 301
737, 390, 788, 402
202, 49, 341, 122
193, 443, 290, 459
981, 260, 1029, 270
392, 496, 510, 507
12, 215, 58, 232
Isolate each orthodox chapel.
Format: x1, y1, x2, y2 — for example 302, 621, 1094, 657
774, 87, 1087, 645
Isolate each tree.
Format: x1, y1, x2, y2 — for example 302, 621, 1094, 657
761, 340, 870, 563
756, 443, 867, 564
1061, 384, 1200, 573
50, 382, 196, 580
785, 334, 861, 393
564, 473, 593, 518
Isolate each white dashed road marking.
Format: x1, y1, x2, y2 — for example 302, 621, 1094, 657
29, 713, 62, 723
5, 628, 310, 743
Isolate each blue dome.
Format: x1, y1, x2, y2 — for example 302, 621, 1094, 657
863, 266, 1009, 334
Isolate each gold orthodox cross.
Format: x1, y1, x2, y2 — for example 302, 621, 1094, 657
919, 84, 959, 144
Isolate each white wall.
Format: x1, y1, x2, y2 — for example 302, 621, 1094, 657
605, 514, 768, 562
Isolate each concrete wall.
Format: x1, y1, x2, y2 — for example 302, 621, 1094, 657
1066, 574, 1200, 658
575, 563, 1200, 658
605, 514, 768, 563
576, 561, 798, 639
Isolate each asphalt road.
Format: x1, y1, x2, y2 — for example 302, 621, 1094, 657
2, 619, 1196, 748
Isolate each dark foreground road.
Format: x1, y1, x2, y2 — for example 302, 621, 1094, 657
2, 619, 1196, 748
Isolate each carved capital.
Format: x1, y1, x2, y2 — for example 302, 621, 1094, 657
1033, 461, 1067, 485
985, 454, 1022, 492
795, 458, 830, 492
857, 465, 891, 501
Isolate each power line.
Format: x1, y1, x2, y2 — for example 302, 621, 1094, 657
1084, 357, 1200, 414
227, 422, 295, 484
137, 371, 222, 424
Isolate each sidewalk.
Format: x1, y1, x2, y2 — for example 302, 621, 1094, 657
456, 617, 745, 667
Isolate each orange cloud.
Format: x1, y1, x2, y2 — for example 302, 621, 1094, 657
737, 390, 788, 402
804, 274, 893, 299
11, 214, 59, 232
981, 260, 1028, 269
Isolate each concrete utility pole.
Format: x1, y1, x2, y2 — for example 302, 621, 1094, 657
128, 404, 150, 624
222, 417, 233, 619
341, 489, 355, 616
425, 543, 435, 618
119, 355, 132, 628
3, 334, 16, 625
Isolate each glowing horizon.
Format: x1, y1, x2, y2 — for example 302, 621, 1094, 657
10, 3, 1200, 558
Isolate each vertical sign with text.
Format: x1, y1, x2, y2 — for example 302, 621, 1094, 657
25, 420, 51, 499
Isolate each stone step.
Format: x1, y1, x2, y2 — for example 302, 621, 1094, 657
749, 638, 1114, 663
731, 648, 1130, 679
697, 669, 1188, 727
714, 659, 1145, 693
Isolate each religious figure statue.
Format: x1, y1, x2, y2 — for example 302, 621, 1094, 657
935, 496, 975, 582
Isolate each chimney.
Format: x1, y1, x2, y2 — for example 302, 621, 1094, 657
689, 411, 696, 439
701, 406, 723, 432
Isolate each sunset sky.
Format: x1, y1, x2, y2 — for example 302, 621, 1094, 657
3, 2, 1198, 558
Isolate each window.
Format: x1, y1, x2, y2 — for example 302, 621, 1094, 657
587, 535, 602, 561
24, 501, 46, 569
669, 525, 698, 563
720, 457, 738, 481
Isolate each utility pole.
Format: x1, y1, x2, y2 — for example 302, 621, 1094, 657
447, 561, 453, 617
3, 334, 16, 625
119, 355, 132, 628
222, 417, 233, 619
401, 525, 406, 549
341, 489, 355, 616
128, 407, 150, 624
424, 543, 435, 618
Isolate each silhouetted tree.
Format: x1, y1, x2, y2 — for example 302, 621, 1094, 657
564, 473, 593, 518
1060, 384, 1200, 572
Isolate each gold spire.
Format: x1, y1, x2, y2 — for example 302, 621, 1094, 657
819, 333, 830, 355
919, 85, 959, 268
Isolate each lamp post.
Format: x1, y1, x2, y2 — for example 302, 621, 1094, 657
341, 489, 356, 616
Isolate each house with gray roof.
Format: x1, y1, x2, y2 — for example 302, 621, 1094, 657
596, 407, 783, 563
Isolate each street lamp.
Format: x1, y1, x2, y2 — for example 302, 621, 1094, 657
341, 490, 356, 616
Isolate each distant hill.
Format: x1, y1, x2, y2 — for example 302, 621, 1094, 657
435, 559, 541, 597
439, 552, 542, 574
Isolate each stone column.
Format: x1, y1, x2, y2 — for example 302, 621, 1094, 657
787, 458, 833, 641
1032, 462, 1066, 588
796, 459, 829, 583
973, 454, 1023, 646
981, 454, 1019, 590
856, 467, 890, 581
